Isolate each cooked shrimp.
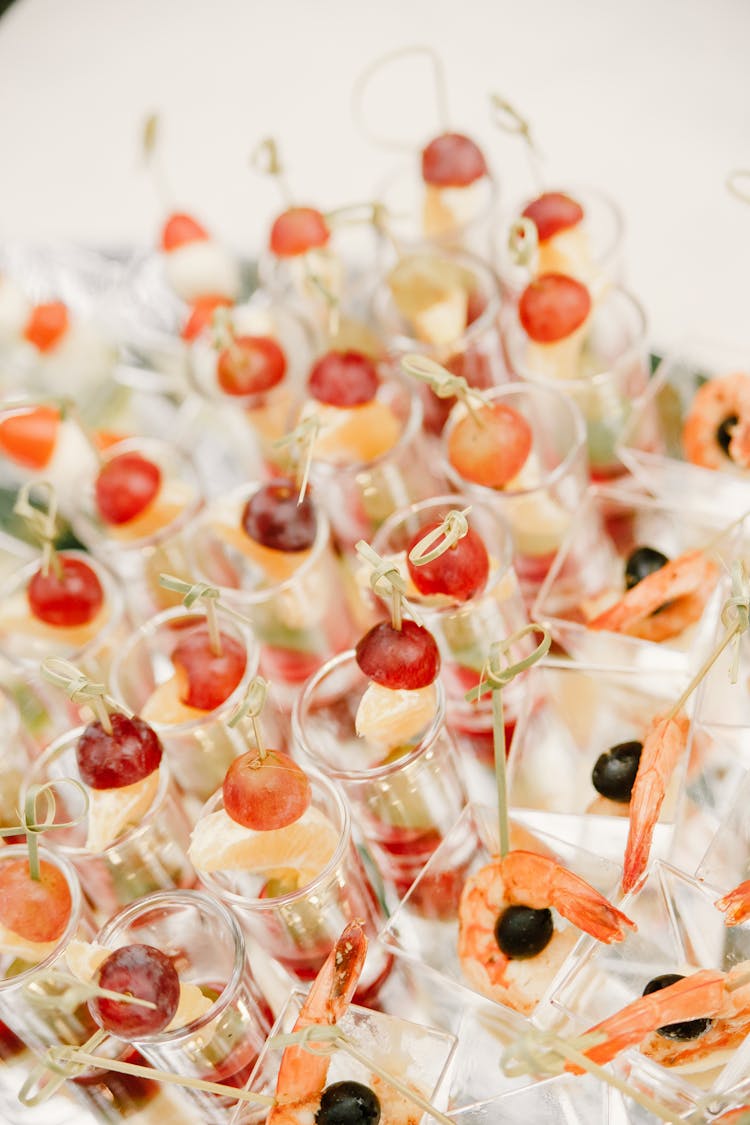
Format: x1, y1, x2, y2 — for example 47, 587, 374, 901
622, 711, 690, 893
457, 850, 635, 1015
569, 962, 750, 1075
682, 372, 750, 471
268, 920, 367, 1125
715, 880, 750, 926
587, 549, 718, 642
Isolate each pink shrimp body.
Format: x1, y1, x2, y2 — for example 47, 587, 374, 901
268, 921, 367, 1124
716, 880, 750, 926
622, 712, 690, 893
682, 372, 750, 471
587, 549, 718, 642
569, 962, 750, 1075
457, 850, 635, 1014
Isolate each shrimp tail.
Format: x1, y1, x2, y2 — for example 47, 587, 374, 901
549, 868, 636, 943
715, 881, 750, 926
564, 970, 727, 1072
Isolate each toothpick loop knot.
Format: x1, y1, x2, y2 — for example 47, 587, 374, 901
721, 561, 750, 682
401, 354, 482, 404
13, 481, 59, 547
465, 623, 551, 702
158, 574, 219, 609
228, 676, 268, 729
489, 93, 541, 155
727, 169, 750, 204
41, 658, 107, 706
508, 217, 538, 267
408, 507, 471, 566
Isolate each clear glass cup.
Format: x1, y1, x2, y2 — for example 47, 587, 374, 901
371, 247, 507, 435
185, 292, 317, 475
95, 890, 274, 1125
108, 605, 260, 807
693, 610, 750, 730
293, 651, 467, 897
441, 383, 595, 601
380, 804, 624, 1018
618, 336, 750, 521
195, 770, 392, 1005
493, 185, 625, 302
695, 765, 750, 900
184, 481, 357, 704
377, 160, 501, 257
232, 985, 457, 1125
532, 487, 735, 674
446, 1074, 613, 1124
303, 374, 441, 551
371, 494, 529, 730
548, 860, 750, 1114
503, 287, 650, 481
0, 550, 127, 680
506, 661, 688, 861
70, 436, 204, 624
24, 726, 195, 921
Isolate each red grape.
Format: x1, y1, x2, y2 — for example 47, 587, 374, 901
91, 945, 180, 1038
407, 519, 490, 601
27, 556, 104, 627
216, 336, 287, 396
519, 273, 591, 344
448, 402, 532, 488
0, 857, 72, 943
76, 714, 163, 790
95, 452, 162, 526
421, 133, 488, 188
23, 302, 69, 353
241, 481, 317, 552
161, 212, 210, 252
181, 295, 232, 341
269, 207, 330, 258
172, 626, 247, 711
308, 351, 378, 407
223, 749, 311, 830
355, 620, 440, 690
521, 191, 584, 243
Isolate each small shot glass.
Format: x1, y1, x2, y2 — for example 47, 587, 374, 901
506, 662, 688, 861
194, 770, 392, 1006
619, 337, 750, 521
292, 651, 467, 898
0, 550, 128, 680
548, 860, 750, 1114
184, 482, 356, 704
441, 383, 595, 601
94, 890, 273, 1125
371, 494, 529, 729
371, 248, 506, 435
233, 985, 457, 1125
70, 436, 204, 624
503, 287, 649, 481
24, 726, 195, 921
108, 606, 260, 806
494, 185, 625, 302
532, 488, 734, 674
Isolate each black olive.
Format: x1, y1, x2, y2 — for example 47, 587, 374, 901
642, 974, 712, 1040
625, 547, 669, 590
316, 1081, 381, 1125
717, 414, 738, 457
591, 741, 642, 803
494, 905, 554, 959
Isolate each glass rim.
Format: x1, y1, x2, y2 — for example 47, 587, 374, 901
95, 888, 246, 1044
195, 768, 353, 908
25, 725, 173, 858
183, 479, 332, 603
371, 491, 515, 611
504, 182, 625, 269
441, 382, 587, 498
292, 649, 447, 782
0, 548, 125, 664
505, 286, 648, 391
0, 843, 84, 989
108, 604, 260, 735
376, 161, 501, 245
69, 435, 204, 552
371, 244, 503, 358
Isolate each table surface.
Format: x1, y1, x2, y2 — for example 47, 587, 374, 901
0, 0, 748, 353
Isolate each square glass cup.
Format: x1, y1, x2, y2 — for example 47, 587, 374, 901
506, 661, 688, 861
532, 487, 735, 674
231, 986, 457, 1125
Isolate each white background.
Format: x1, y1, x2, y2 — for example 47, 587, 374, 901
0, 0, 748, 351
